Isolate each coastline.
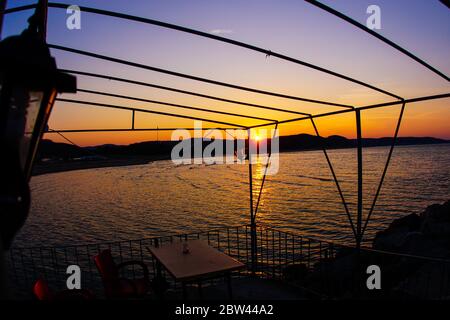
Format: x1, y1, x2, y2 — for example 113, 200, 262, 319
32, 142, 449, 177
32, 155, 170, 176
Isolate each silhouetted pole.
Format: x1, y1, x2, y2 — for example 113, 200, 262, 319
361, 102, 406, 237
253, 122, 278, 218
355, 110, 363, 249
354, 110, 364, 296
0, 0, 7, 40
310, 117, 357, 239
305, 0, 449, 81
39, 0, 48, 41
247, 129, 257, 275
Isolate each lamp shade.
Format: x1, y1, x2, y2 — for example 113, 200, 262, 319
0, 31, 76, 179
0, 29, 76, 249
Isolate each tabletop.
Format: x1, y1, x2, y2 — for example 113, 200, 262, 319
148, 239, 245, 281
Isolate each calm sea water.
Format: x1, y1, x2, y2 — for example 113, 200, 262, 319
14, 144, 450, 248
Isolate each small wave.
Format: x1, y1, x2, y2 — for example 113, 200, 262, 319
175, 174, 201, 189
270, 179, 311, 187
297, 174, 333, 182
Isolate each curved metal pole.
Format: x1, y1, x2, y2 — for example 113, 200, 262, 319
310, 117, 357, 239
63, 69, 311, 116
248, 93, 449, 129
5, 3, 440, 95
360, 93, 450, 109
56, 98, 247, 128
360, 102, 406, 241
49, 44, 353, 109
305, 0, 449, 82
29, 2, 402, 99
46, 127, 238, 133
3, 3, 35, 14
77, 88, 277, 123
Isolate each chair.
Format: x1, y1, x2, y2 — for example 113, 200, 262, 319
94, 249, 151, 299
33, 278, 94, 301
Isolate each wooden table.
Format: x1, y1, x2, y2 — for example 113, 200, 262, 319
147, 239, 245, 299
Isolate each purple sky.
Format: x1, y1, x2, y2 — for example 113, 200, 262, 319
2, 1, 449, 145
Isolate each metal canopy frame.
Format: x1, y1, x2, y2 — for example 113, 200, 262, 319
3, 2, 449, 270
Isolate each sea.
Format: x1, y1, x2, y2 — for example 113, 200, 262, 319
14, 143, 450, 248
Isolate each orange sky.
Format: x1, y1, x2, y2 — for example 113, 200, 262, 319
5, 1, 447, 147
44, 96, 449, 147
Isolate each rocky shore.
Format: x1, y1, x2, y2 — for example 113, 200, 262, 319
373, 200, 450, 259
284, 200, 450, 299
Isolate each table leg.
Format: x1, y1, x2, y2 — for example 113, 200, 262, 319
198, 281, 203, 299
226, 272, 233, 300
154, 261, 166, 300
182, 282, 187, 300
156, 261, 162, 279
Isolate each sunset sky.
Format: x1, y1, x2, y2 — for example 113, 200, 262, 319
3, 0, 449, 146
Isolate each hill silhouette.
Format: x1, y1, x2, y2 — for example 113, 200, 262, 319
37, 134, 449, 160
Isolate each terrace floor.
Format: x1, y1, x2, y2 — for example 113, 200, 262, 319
159, 277, 308, 300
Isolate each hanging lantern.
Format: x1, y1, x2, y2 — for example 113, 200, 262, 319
0, 4, 76, 249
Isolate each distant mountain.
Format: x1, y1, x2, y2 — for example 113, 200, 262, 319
280, 134, 449, 151
37, 139, 87, 160
36, 135, 449, 160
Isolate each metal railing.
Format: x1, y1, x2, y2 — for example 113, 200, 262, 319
6, 224, 450, 300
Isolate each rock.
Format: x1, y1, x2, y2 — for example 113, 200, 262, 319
373, 201, 450, 254
420, 200, 450, 222
392, 261, 450, 299
420, 200, 450, 238
373, 213, 422, 251
298, 200, 450, 299
386, 213, 422, 232
373, 229, 413, 251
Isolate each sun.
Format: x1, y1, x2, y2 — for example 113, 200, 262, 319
254, 134, 262, 142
